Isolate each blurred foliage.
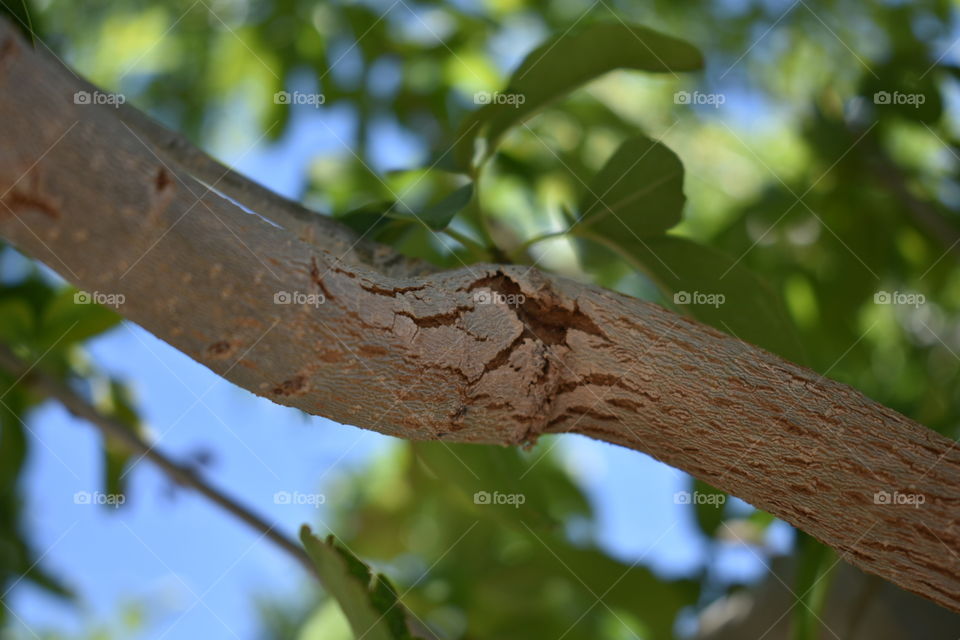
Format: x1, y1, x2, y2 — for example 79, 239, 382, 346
2, 0, 960, 638
0, 248, 143, 629
324, 442, 699, 639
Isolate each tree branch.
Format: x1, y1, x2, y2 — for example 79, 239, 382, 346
110, 99, 435, 280
0, 20, 957, 613
0, 343, 318, 579
865, 135, 960, 259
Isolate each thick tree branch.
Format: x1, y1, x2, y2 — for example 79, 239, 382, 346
110, 100, 434, 279
0, 21, 957, 612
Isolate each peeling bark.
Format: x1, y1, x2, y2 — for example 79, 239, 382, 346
0, 20, 958, 613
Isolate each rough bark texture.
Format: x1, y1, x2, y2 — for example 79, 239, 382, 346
0, 21, 958, 612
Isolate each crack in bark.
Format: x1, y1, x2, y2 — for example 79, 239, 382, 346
309, 257, 334, 301
467, 272, 605, 345
373, 269, 610, 443
361, 281, 428, 297
441, 270, 613, 445
2, 172, 58, 218
395, 306, 472, 330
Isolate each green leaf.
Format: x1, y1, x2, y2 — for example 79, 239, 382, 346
18, 561, 73, 599
0, 299, 34, 344
334, 202, 407, 238
338, 184, 473, 236
0, 0, 37, 45
792, 534, 837, 640
578, 134, 686, 237
581, 234, 805, 362
691, 478, 726, 538
457, 22, 703, 167
100, 380, 142, 507
0, 390, 28, 490
300, 526, 425, 640
299, 600, 354, 640
0, 391, 73, 606
407, 183, 474, 231
40, 288, 122, 348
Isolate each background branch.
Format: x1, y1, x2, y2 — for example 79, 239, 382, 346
0, 343, 318, 579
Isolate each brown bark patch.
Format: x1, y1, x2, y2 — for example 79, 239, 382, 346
2, 188, 59, 219
205, 340, 235, 359
273, 375, 308, 397
155, 167, 172, 192
0, 35, 18, 72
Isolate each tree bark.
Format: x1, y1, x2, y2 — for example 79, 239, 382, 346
0, 20, 957, 613
696, 555, 960, 639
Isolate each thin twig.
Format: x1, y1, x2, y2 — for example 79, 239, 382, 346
0, 343, 318, 579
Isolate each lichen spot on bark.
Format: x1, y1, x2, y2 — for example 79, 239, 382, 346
273, 375, 308, 397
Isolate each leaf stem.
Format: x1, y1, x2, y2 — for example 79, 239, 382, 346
507, 229, 570, 262
441, 227, 492, 261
